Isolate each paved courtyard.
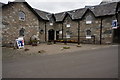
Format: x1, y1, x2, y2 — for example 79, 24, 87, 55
2, 43, 113, 59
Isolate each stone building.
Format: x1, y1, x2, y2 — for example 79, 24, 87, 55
1, 1, 120, 46
81, 2, 118, 44
54, 2, 119, 44
34, 9, 59, 41
33, 8, 51, 42
117, 2, 120, 25
1, 1, 50, 46
116, 1, 120, 43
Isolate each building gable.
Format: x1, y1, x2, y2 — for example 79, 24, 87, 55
2, 2, 47, 21
54, 12, 66, 22
63, 12, 73, 22
33, 8, 51, 21
82, 9, 96, 21
67, 8, 88, 20
2, 2, 41, 24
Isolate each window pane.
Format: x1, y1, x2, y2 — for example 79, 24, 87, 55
86, 30, 91, 36
66, 24, 70, 27
66, 33, 70, 38
86, 15, 92, 24
19, 11, 25, 21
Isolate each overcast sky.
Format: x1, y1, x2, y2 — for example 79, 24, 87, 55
0, 0, 102, 13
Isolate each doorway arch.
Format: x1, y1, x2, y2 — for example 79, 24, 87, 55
48, 29, 55, 41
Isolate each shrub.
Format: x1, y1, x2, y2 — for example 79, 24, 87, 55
31, 39, 38, 46
63, 46, 70, 49
47, 41, 52, 45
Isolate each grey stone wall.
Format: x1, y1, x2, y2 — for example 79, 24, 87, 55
62, 15, 78, 40
102, 16, 116, 44
80, 12, 116, 44
57, 11, 116, 44
46, 22, 61, 41
79, 11, 99, 44
117, 3, 120, 26
118, 12, 120, 26
39, 21, 46, 42
2, 2, 41, 46
0, 4, 2, 45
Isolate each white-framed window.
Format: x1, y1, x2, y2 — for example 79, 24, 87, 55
66, 24, 71, 28
86, 15, 92, 24
86, 29, 92, 39
19, 11, 25, 21
50, 23, 53, 26
66, 33, 70, 38
86, 21, 92, 24
59, 31, 62, 34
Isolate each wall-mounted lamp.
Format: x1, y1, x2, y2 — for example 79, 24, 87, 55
39, 29, 44, 34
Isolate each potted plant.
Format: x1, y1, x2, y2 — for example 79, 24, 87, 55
31, 39, 38, 46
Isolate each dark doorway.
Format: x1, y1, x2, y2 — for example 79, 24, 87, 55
56, 31, 59, 40
113, 28, 120, 43
48, 29, 54, 41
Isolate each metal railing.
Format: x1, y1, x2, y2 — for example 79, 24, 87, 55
52, 36, 96, 44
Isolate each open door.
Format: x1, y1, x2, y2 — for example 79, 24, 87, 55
48, 29, 55, 41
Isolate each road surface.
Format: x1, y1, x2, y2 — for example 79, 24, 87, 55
2, 45, 118, 78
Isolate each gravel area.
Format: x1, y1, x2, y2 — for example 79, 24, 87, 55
2, 43, 113, 59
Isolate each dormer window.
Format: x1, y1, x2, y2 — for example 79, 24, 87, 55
19, 11, 25, 21
86, 15, 92, 24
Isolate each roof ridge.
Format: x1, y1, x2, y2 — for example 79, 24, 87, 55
33, 8, 51, 14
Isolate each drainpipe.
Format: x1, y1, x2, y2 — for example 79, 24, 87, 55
45, 22, 47, 42
62, 23, 64, 39
78, 21, 80, 45
100, 18, 103, 45
54, 30, 56, 40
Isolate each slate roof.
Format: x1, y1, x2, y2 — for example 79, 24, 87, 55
0, 2, 5, 7
0, 2, 4, 4
90, 2, 118, 17
67, 8, 88, 20
54, 8, 90, 22
33, 8, 51, 21
54, 2, 118, 22
0, 1, 118, 22
54, 12, 66, 22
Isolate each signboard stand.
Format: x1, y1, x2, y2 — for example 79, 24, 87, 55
112, 20, 118, 29
16, 37, 24, 49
